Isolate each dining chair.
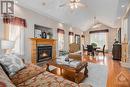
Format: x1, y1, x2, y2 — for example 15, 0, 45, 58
96, 45, 105, 56
87, 45, 94, 56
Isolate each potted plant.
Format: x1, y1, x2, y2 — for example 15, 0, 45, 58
47, 32, 53, 39
91, 43, 97, 48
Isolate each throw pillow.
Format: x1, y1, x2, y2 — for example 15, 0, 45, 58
0, 54, 25, 76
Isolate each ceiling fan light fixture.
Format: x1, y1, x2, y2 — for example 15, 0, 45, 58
75, 4, 78, 8
69, 2, 78, 9
59, 0, 85, 10
70, 3, 74, 9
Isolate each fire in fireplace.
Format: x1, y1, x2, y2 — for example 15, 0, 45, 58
37, 45, 52, 62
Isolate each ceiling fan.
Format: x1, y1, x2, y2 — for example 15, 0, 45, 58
59, 0, 86, 10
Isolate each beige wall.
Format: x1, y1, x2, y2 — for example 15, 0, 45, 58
0, 5, 83, 63
84, 24, 118, 52
0, 18, 4, 39
127, 10, 130, 59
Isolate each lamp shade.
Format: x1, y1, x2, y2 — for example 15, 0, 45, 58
0, 40, 14, 49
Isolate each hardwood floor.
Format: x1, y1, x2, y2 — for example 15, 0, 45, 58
83, 53, 130, 87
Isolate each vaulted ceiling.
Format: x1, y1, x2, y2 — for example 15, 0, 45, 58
17, 0, 130, 31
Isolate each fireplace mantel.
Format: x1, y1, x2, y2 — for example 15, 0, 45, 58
30, 38, 56, 64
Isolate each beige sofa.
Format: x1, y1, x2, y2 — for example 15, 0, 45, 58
0, 63, 91, 87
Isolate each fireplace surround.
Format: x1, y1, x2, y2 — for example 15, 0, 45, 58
37, 45, 52, 62
31, 38, 56, 64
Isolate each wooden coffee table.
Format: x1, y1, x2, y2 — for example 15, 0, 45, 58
46, 59, 88, 83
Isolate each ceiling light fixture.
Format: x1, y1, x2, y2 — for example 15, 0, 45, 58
69, 0, 80, 9
59, 0, 85, 10
42, 2, 46, 6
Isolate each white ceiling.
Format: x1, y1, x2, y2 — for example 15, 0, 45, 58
17, 0, 130, 31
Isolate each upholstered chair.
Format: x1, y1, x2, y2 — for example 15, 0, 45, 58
68, 43, 82, 60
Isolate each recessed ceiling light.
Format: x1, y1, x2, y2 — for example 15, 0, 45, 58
42, 2, 46, 6
121, 5, 125, 8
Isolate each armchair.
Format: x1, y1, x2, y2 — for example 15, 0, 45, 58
68, 43, 82, 60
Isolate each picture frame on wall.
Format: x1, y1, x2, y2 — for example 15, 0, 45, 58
34, 29, 42, 38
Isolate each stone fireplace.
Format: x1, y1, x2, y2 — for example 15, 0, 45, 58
37, 45, 52, 62
31, 38, 56, 64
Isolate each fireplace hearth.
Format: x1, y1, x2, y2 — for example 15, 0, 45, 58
37, 45, 52, 62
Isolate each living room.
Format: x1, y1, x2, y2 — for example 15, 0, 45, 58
0, 0, 130, 87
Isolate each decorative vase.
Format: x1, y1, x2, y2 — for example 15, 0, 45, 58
42, 31, 47, 38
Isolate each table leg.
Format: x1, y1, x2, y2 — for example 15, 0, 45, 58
84, 63, 88, 77
46, 63, 50, 71
60, 68, 62, 75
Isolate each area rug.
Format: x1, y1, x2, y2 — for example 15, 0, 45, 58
82, 63, 108, 87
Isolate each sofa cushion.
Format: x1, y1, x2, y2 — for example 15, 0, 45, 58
10, 64, 45, 85
17, 71, 80, 87
68, 53, 82, 60
0, 54, 25, 76
69, 43, 80, 53
0, 66, 15, 87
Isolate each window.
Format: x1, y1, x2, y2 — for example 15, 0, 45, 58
3, 16, 27, 55
121, 18, 128, 42
69, 32, 74, 44
57, 29, 64, 51
90, 31, 108, 50
75, 34, 80, 44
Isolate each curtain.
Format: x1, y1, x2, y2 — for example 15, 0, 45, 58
89, 29, 109, 34
81, 35, 85, 45
3, 16, 27, 55
57, 28, 64, 34
3, 16, 27, 27
9, 25, 25, 55
69, 32, 74, 44
57, 29, 64, 51
90, 32, 108, 50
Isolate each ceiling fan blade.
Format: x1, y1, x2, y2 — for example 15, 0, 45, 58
77, 3, 86, 7
76, 0, 80, 2
59, 3, 67, 7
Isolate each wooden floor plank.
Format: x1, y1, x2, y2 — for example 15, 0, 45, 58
83, 53, 130, 87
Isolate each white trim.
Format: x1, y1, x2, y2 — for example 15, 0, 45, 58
121, 62, 130, 68
128, 41, 130, 61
